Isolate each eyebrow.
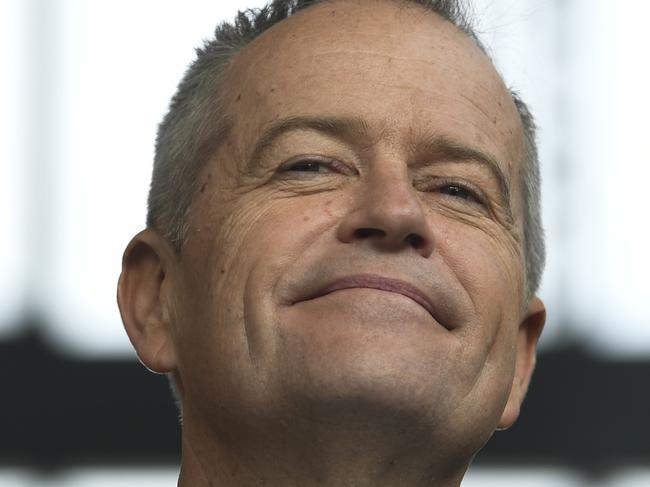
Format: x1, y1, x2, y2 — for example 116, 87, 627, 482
414, 134, 513, 220
247, 115, 371, 173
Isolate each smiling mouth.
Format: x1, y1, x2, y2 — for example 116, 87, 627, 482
303, 274, 436, 319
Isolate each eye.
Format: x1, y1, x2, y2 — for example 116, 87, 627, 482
278, 156, 356, 177
422, 177, 487, 208
439, 183, 475, 201
282, 160, 332, 173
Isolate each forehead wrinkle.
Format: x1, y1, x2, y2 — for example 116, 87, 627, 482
245, 115, 372, 172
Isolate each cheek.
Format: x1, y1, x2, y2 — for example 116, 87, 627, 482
178, 194, 334, 348
445, 213, 523, 291
435, 221, 524, 420
229, 193, 339, 261
437, 218, 524, 343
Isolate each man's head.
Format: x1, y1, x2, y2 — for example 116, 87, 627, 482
147, 0, 545, 299
118, 0, 546, 484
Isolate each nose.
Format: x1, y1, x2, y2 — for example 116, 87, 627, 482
336, 167, 435, 258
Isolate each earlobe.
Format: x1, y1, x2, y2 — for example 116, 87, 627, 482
497, 296, 546, 430
117, 228, 179, 374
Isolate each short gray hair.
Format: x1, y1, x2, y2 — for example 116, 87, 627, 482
147, 0, 545, 297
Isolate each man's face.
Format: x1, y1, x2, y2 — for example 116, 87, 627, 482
170, 0, 532, 455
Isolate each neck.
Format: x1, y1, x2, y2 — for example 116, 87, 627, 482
177, 410, 469, 487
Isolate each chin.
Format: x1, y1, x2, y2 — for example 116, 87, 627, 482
275, 318, 462, 421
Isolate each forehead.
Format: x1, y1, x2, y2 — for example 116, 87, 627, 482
221, 0, 524, 194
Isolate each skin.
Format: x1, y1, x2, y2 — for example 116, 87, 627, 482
118, 1, 546, 486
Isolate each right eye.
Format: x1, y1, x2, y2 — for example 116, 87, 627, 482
279, 156, 356, 177
281, 160, 333, 173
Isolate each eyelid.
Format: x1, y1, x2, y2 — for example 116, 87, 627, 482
279, 155, 357, 175
437, 177, 484, 200
416, 176, 490, 208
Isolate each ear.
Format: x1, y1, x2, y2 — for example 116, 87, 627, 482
497, 295, 546, 430
117, 228, 179, 374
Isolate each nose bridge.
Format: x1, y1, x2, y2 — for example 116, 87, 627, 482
336, 156, 435, 257
365, 162, 417, 215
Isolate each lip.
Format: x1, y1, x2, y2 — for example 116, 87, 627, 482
303, 274, 437, 320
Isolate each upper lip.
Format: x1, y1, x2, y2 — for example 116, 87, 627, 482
302, 273, 436, 319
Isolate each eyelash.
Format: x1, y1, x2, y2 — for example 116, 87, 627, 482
278, 159, 487, 207
428, 178, 486, 206
279, 156, 354, 176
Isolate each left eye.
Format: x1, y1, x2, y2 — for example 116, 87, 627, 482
439, 184, 474, 200
282, 160, 331, 173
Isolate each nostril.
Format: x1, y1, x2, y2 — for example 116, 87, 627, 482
355, 227, 386, 239
405, 233, 424, 249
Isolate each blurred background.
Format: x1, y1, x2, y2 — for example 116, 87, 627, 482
1, 0, 649, 485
